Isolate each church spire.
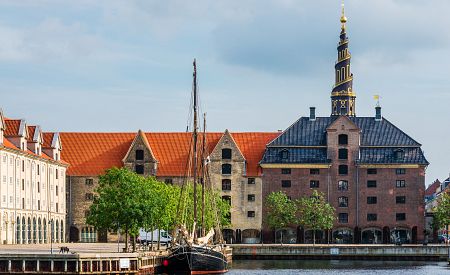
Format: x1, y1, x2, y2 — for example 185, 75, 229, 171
331, 0, 356, 117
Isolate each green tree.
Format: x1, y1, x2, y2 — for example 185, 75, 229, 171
433, 192, 450, 236
296, 190, 335, 245
87, 167, 147, 251
265, 191, 297, 242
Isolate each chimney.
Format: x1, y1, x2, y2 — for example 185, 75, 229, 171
309, 107, 316, 121
375, 106, 382, 121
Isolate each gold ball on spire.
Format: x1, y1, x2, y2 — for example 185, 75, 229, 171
340, 15, 347, 24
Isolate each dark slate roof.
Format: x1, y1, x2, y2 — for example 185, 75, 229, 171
261, 148, 329, 164
357, 147, 429, 165
268, 117, 421, 147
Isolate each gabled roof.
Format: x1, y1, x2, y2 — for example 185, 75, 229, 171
27, 126, 36, 141
4, 119, 22, 137
61, 132, 279, 177
268, 117, 421, 147
358, 147, 429, 165
123, 130, 156, 163
425, 180, 441, 197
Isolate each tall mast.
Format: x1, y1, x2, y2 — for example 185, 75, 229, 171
192, 59, 199, 243
201, 113, 207, 237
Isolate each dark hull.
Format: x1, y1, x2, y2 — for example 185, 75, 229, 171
162, 245, 228, 275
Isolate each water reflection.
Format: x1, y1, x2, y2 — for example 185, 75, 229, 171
229, 260, 450, 275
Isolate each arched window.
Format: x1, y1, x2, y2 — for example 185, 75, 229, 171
22, 217, 26, 243
222, 179, 231, 191
43, 219, 47, 243
33, 217, 37, 243
61, 220, 64, 242
222, 148, 232, 160
222, 164, 232, 175
337, 70, 341, 82
27, 217, 31, 244
56, 220, 59, 243
16, 217, 20, 244
38, 218, 42, 243
135, 149, 144, 160
338, 134, 348, 145
338, 196, 348, 207
338, 148, 348, 160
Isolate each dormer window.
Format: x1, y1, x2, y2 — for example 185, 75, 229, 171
222, 148, 232, 160
394, 149, 405, 161
135, 149, 144, 161
280, 149, 289, 160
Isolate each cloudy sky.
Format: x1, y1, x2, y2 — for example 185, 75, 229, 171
1, 0, 449, 184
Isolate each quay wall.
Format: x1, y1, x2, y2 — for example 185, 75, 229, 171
231, 244, 450, 261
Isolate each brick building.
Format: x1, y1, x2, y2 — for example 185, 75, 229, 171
260, 8, 428, 244
0, 109, 67, 245
62, 131, 277, 243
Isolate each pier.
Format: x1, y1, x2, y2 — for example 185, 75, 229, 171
230, 244, 450, 261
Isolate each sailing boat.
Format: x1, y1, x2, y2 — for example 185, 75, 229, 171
162, 59, 229, 275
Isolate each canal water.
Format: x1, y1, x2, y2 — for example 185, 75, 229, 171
228, 260, 450, 275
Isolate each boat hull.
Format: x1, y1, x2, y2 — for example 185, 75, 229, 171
162, 245, 228, 275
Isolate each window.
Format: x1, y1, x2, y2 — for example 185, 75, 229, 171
338, 180, 348, 191
222, 196, 231, 205
85, 179, 94, 186
38, 200, 40, 210
135, 149, 144, 160
247, 211, 255, 218
135, 164, 144, 174
281, 168, 291, 174
338, 213, 348, 223
396, 180, 406, 188
338, 134, 348, 145
367, 214, 377, 221
367, 196, 377, 204
280, 150, 289, 160
222, 164, 232, 175
310, 180, 319, 188
367, 168, 377, 175
22, 198, 25, 209
396, 213, 406, 221
37, 165, 40, 175
222, 179, 231, 191
85, 193, 94, 201
164, 178, 173, 184
338, 196, 348, 207
281, 180, 291, 188
56, 203, 59, 213
396, 168, 406, 175
222, 148, 232, 160
22, 160, 25, 172
338, 148, 348, 160
37, 182, 40, 193
338, 165, 348, 175
248, 194, 255, 202
367, 180, 377, 188
310, 169, 320, 175
55, 186, 59, 196
396, 196, 406, 204
394, 149, 405, 161
22, 179, 24, 190
56, 169, 58, 179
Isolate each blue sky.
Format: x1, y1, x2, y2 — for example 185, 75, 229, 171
1, 0, 449, 185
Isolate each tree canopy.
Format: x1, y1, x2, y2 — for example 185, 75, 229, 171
433, 192, 450, 231
265, 191, 297, 230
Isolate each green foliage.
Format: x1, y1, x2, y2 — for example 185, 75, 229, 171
296, 190, 335, 232
265, 191, 297, 230
433, 192, 450, 230
178, 183, 231, 232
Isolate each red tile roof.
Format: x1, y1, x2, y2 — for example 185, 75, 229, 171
43, 133, 55, 148
60, 132, 279, 177
27, 126, 36, 141
425, 180, 441, 196
4, 119, 21, 136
